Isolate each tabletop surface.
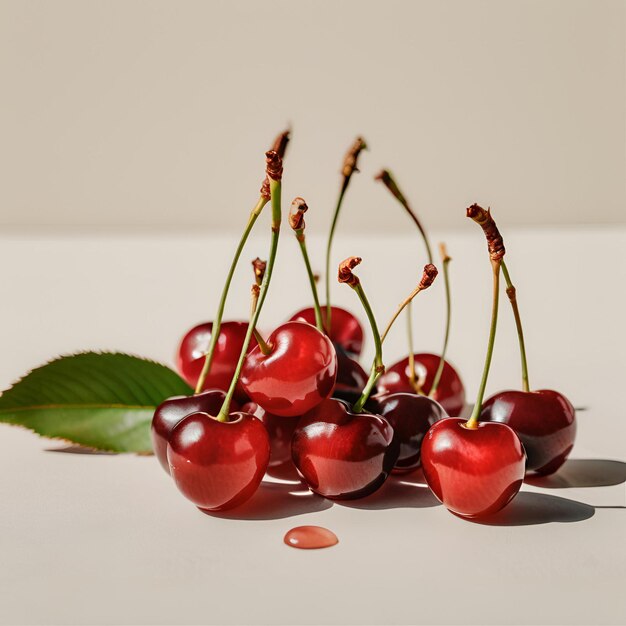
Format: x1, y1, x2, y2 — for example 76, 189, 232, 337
0, 227, 624, 625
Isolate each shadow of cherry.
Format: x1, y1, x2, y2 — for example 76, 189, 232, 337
525, 459, 626, 489
266, 461, 302, 483
472, 492, 595, 526
201, 480, 332, 521
338, 474, 441, 510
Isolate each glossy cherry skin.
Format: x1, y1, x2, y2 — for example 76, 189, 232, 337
167, 411, 270, 511
151, 390, 239, 474
377, 352, 465, 416
332, 347, 369, 404
421, 418, 526, 518
373, 393, 448, 474
240, 321, 337, 418
291, 398, 399, 500
242, 401, 299, 467
481, 389, 576, 475
176, 321, 255, 397
289, 306, 364, 356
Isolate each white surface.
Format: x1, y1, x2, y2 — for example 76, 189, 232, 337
1, 0, 624, 232
0, 228, 625, 625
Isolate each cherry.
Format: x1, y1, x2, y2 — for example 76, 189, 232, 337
332, 346, 369, 404
240, 321, 337, 418
373, 392, 447, 474
176, 321, 255, 398
163, 149, 284, 512
376, 353, 465, 416
421, 204, 526, 518
468, 204, 577, 476
289, 306, 364, 356
421, 417, 525, 517
291, 397, 398, 499
286, 198, 366, 405
167, 411, 270, 511
242, 401, 299, 468
151, 389, 239, 474
482, 390, 575, 475
292, 256, 412, 500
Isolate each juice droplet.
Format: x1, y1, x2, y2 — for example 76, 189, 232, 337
283, 525, 338, 549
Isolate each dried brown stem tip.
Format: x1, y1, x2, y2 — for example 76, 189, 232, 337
289, 197, 308, 231
342, 137, 367, 178
252, 257, 267, 285
466, 204, 505, 261
265, 150, 283, 182
338, 256, 362, 287
271, 128, 291, 160
419, 263, 438, 290
374, 169, 407, 206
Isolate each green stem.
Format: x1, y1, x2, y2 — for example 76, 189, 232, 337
216, 180, 281, 421
351, 283, 384, 413
501, 260, 530, 392
406, 302, 420, 392
324, 183, 348, 330
430, 248, 452, 396
194, 196, 267, 394
295, 231, 324, 332
466, 260, 501, 428
253, 328, 273, 356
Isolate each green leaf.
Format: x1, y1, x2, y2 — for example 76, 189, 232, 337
0, 352, 192, 453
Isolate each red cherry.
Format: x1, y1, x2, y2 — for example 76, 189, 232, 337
167, 411, 270, 511
332, 348, 369, 404
242, 401, 299, 467
481, 389, 576, 475
291, 397, 398, 499
377, 352, 465, 415
240, 321, 337, 417
176, 321, 256, 397
290, 306, 363, 356
421, 417, 526, 517
373, 393, 448, 474
151, 390, 239, 474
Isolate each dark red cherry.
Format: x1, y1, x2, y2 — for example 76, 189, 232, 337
240, 321, 337, 417
242, 401, 299, 467
332, 347, 369, 404
291, 398, 399, 500
167, 411, 270, 511
176, 321, 256, 397
290, 306, 363, 356
374, 393, 448, 474
377, 352, 465, 416
421, 417, 526, 517
151, 390, 239, 474
481, 389, 576, 475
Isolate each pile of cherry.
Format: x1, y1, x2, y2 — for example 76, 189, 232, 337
151, 131, 577, 519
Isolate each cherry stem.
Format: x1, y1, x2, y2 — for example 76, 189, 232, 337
375, 170, 434, 263
501, 260, 530, 392
381, 285, 427, 345
290, 199, 325, 333
429, 243, 452, 396
376, 170, 435, 390
194, 195, 268, 394
252, 329, 273, 356
351, 282, 384, 413
297, 235, 325, 332
325, 137, 367, 332
466, 259, 501, 428
216, 175, 282, 422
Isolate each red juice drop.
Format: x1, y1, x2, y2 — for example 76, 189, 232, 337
283, 525, 339, 549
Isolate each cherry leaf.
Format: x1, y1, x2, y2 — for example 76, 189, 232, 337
0, 352, 192, 453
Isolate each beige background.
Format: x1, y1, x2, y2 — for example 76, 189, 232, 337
0, 0, 624, 233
